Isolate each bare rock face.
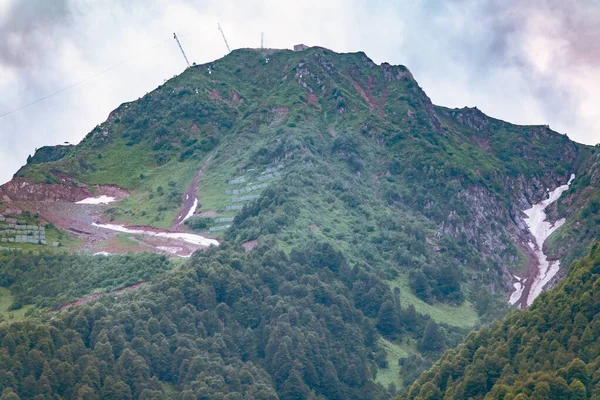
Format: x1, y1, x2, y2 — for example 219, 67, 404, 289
440, 183, 528, 294
0, 178, 93, 202
0, 177, 129, 203
438, 167, 580, 298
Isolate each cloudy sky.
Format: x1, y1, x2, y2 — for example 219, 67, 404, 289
1, 0, 599, 184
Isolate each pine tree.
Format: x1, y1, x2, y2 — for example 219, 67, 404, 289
271, 342, 293, 387
411, 270, 429, 301
419, 321, 443, 352
101, 378, 132, 400
180, 390, 195, 400
280, 369, 310, 400
0, 372, 16, 394
76, 384, 97, 400
531, 381, 551, 400
569, 379, 587, 400
0, 388, 20, 400
376, 299, 401, 338
419, 382, 443, 400
567, 358, 589, 388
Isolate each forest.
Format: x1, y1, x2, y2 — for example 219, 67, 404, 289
400, 244, 600, 400
0, 252, 172, 311
0, 240, 472, 399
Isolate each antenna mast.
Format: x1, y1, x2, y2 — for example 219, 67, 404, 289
261, 32, 264, 49
173, 33, 190, 68
218, 23, 231, 53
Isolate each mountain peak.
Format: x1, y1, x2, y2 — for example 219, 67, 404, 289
2, 43, 600, 400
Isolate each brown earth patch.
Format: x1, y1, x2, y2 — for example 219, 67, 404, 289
3, 190, 203, 258
0, 178, 92, 202
0, 175, 216, 258
241, 239, 258, 252
345, 73, 387, 117
125, 234, 197, 257
512, 241, 540, 309
307, 92, 319, 106
0, 177, 129, 203
52, 172, 85, 186
346, 75, 376, 110
470, 135, 492, 151
209, 88, 222, 101
270, 106, 289, 126
230, 89, 243, 105
91, 235, 151, 255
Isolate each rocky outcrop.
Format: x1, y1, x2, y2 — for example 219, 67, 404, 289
0, 177, 128, 203
0, 178, 93, 202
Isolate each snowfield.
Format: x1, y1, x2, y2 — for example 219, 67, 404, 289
509, 281, 524, 305
510, 174, 574, 306
181, 198, 198, 224
92, 223, 219, 247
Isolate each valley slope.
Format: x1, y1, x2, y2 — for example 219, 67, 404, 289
399, 243, 600, 399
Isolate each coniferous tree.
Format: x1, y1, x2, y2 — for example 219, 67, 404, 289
0, 388, 20, 400
570, 380, 588, 400
376, 299, 401, 338
419, 321, 443, 353
280, 369, 310, 400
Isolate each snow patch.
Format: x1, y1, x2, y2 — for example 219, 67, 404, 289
77, 196, 115, 205
509, 281, 524, 305
181, 198, 198, 224
511, 174, 574, 306
92, 223, 219, 247
93, 251, 112, 256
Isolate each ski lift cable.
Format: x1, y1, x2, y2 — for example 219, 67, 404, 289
0, 37, 173, 119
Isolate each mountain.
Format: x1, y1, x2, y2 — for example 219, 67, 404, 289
0, 46, 598, 399
398, 243, 600, 399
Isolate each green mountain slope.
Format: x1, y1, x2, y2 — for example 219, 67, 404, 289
11, 47, 596, 300
399, 243, 600, 400
0, 47, 599, 398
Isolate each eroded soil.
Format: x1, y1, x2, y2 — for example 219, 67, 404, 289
0, 176, 217, 257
